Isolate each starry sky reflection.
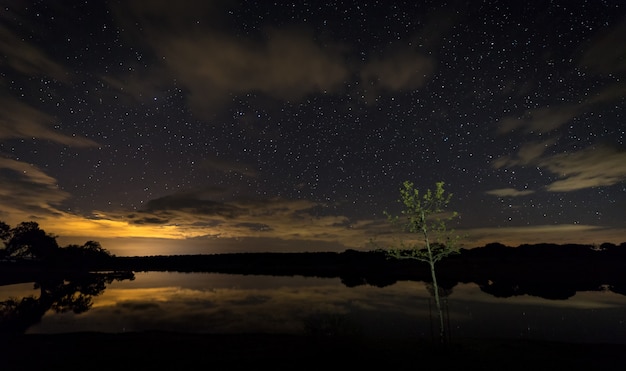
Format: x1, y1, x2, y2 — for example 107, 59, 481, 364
1, 1, 625, 255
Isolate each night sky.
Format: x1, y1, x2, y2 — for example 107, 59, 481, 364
1, 0, 625, 256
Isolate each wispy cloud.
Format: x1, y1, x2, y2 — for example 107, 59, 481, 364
0, 157, 69, 219
485, 188, 535, 197
0, 21, 98, 148
539, 145, 626, 191
497, 85, 626, 136
0, 95, 98, 146
494, 143, 626, 192
493, 139, 556, 168
497, 104, 581, 134
0, 25, 68, 81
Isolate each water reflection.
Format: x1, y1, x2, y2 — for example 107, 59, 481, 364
0, 271, 134, 334
3, 271, 625, 344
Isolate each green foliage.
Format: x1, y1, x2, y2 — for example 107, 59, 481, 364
383, 180, 461, 345
384, 181, 460, 263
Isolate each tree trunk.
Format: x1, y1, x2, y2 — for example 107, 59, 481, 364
422, 212, 445, 345
429, 260, 445, 344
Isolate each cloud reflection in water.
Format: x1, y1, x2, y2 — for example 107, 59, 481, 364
18, 272, 626, 344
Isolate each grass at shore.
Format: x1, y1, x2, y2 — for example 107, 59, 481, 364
2, 332, 625, 370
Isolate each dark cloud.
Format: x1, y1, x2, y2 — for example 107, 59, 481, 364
110, 0, 350, 113
143, 193, 245, 218
100, 66, 175, 104
109, 0, 456, 115
227, 295, 272, 306
0, 25, 69, 81
200, 156, 258, 177
117, 302, 161, 311
497, 105, 581, 134
129, 216, 171, 225
579, 17, 626, 74
157, 28, 349, 113
233, 222, 273, 232
360, 49, 435, 101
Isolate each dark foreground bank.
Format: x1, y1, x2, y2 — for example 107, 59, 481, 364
2, 332, 625, 371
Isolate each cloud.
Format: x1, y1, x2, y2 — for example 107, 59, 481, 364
109, 0, 350, 114
485, 188, 535, 197
109, 1, 447, 114
586, 83, 626, 105
539, 145, 626, 191
142, 194, 245, 219
360, 49, 435, 96
233, 222, 273, 232
74, 188, 377, 249
0, 18, 96, 148
0, 157, 70, 218
493, 139, 556, 168
199, 156, 258, 177
0, 95, 98, 147
0, 24, 68, 81
100, 66, 175, 103
158, 28, 348, 113
497, 82, 625, 136
497, 104, 581, 134
495, 142, 626, 192
133, 191, 319, 226
578, 17, 626, 74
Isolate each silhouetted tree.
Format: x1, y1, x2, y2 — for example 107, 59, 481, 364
0, 221, 10, 242
383, 181, 461, 345
0, 221, 115, 268
4, 221, 58, 261
0, 221, 10, 259
59, 240, 114, 267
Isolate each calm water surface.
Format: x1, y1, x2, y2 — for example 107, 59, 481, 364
3, 271, 626, 343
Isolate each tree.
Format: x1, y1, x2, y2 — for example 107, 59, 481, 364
61, 240, 114, 266
4, 221, 59, 260
0, 221, 9, 259
383, 181, 460, 344
0, 221, 10, 242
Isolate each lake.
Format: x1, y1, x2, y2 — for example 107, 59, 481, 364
2, 271, 626, 344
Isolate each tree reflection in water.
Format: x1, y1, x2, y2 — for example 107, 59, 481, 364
0, 271, 134, 334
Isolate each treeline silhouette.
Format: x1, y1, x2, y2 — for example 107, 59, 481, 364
1, 220, 626, 300
98, 242, 626, 300
3, 241, 626, 300
0, 221, 115, 271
